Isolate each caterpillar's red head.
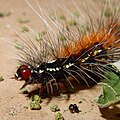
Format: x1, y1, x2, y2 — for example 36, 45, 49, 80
15, 65, 31, 81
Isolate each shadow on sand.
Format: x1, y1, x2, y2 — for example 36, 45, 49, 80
99, 104, 120, 120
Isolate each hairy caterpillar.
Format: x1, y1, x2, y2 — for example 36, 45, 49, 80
15, 0, 120, 96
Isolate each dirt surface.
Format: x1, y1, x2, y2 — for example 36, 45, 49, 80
0, 0, 120, 120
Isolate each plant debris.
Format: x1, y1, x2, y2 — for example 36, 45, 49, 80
68, 19, 77, 26
50, 104, 60, 112
34, 31, 46, 41
17, 18, 30, 24
30, 101, 41, 110
30, 95, 42, 110
54, 112, 64, 120
21, 26, 29, 32
0, 11, 11, 17
15, 43, 24, 50
20, 88, 28, 94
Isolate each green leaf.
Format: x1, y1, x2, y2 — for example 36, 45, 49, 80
30, 101, 41, 110
96, 70, 120, 108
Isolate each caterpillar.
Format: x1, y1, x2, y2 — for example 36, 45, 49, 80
15, 0, 120, 96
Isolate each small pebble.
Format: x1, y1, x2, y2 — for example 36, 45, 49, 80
69, 104, 80, 113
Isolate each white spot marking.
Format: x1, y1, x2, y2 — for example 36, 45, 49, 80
39, 70, 44, 73
56, 67, 60, 71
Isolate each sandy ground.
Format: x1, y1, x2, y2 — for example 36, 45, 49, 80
0, 0, 120, 120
